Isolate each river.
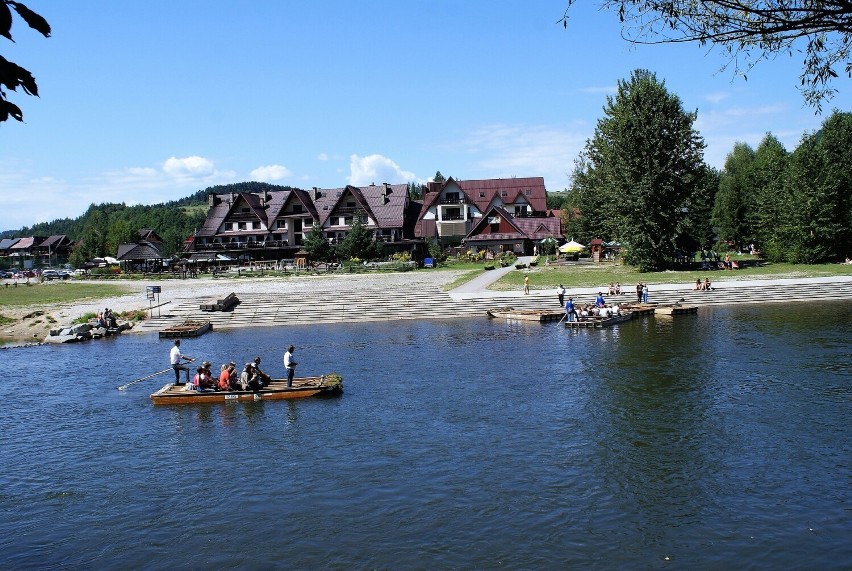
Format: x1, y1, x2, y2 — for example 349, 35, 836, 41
1, 302, 850, 569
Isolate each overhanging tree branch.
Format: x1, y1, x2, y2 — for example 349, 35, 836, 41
560, 1, 852, 111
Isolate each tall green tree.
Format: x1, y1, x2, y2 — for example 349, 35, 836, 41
749, 134, 789, 260
105, 218, 134, 255
713, 142, 756, 248
433, 171, 446, 184
575, 69, 707, 271
783, 111, 852, 262
303, 223, 333, 262
336, 215, 381, 261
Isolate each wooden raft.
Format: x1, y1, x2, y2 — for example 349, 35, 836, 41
200, 292, 239, 312
654, 304, 698, 316
565, 312, 633, 329
486, 308, 565, 322
159, 320, 213, 338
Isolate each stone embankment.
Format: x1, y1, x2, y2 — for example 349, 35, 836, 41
133, 274, 852, 333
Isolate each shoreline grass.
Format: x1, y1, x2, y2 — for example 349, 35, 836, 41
0, 282, 133, 309
489, 258, 852, 291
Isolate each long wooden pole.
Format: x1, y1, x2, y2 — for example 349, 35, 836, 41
117, 367, 173, 391
556, 313, 567, 327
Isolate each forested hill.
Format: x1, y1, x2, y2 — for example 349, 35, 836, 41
0, 182, 300, 258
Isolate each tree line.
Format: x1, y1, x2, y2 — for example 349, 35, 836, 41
1, 182, 300, 265
546, 69, 851, 271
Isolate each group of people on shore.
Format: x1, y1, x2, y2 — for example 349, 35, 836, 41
694, 277, 713, 291
97, 307, 117, 328
168, 339, 298, 392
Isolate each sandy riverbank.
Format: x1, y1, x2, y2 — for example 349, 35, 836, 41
0, 271, 470, 343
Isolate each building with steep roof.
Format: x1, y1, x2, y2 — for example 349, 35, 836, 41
415, 177, 550, 248
463, 205, 562, 255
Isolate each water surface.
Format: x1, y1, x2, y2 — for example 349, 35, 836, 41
0, 303, 850, 569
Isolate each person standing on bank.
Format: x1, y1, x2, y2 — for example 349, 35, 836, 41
557, 284, 565, 307
283, 345, 298, 388
642, 283, 649, 304
169, 339, 193, 384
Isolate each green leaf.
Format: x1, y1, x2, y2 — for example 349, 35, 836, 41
0, 98, 23, 121
11, 2, 50, 37
0, 1, 13, 41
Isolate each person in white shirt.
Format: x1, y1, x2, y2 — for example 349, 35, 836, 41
283, 345, 298, 388
169, 339, 193, 384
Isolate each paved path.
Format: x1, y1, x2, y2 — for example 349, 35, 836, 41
134, 266, 852, 333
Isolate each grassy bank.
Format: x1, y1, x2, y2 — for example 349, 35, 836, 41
0, 282, 133, 309
492, 258, 852, 291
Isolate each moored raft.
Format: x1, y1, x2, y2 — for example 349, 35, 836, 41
150, 374, 343, 405
486, 308, 565, 322
654, 304, 698, 316
565, 312, 633, 329
158, 320, 213, 338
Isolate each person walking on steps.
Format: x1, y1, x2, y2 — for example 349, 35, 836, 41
524, 275, 530, 295
557, 284, 565, 307
283, 345, 298, 388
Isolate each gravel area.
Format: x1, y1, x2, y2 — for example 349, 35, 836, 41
1, 271, 468, 343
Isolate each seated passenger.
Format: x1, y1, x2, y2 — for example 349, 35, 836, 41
252, 356, 271, 387
218, 364, 231, 391
694, 278, 702, 290
197, 367, 216, 391
226, 362, 242, 391
704, 277, 711, 291
241, 363, 263, 392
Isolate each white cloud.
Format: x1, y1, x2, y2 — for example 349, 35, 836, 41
316, 153, 329, 161
249, 164, 292, 181
163, 156, 215, 177
0, 156, 239, 229
578, 85, 617, 94
455, 123, 588, 190
348, 154, 417, 186
704, 91, 730, 104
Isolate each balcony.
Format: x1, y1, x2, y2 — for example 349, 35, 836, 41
436, 220, 470, 237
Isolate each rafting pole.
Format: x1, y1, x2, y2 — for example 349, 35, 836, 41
117, 367, 173, 391
556, 314, 567, 327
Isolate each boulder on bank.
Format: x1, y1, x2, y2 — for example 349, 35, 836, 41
44, 320, 133, 344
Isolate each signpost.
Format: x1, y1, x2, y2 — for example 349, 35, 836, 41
146, 285, 162, 317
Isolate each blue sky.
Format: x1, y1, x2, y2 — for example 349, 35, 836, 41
1, 1, 848, 230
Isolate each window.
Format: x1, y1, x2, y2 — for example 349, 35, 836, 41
238, 222, 246, 230
241, 207, 250, 213
252, 221, 261, 230
292, 204, 302, 213
346, 201, 355, 208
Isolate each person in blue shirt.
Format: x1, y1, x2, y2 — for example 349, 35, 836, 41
565, 297, 575, 322
595, 292, 605, 307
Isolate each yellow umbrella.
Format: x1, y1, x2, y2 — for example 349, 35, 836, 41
558, 240, 586, 253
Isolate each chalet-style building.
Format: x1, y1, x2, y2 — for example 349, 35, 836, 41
186, 183, 420, 262
116, 240, 165, 272
415, 177, 551, 248
463, 206, 562, 255
185, 176, 558, 263
37, 235, 73, 266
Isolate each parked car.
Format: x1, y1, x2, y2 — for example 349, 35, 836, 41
42, 269, 61, 280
